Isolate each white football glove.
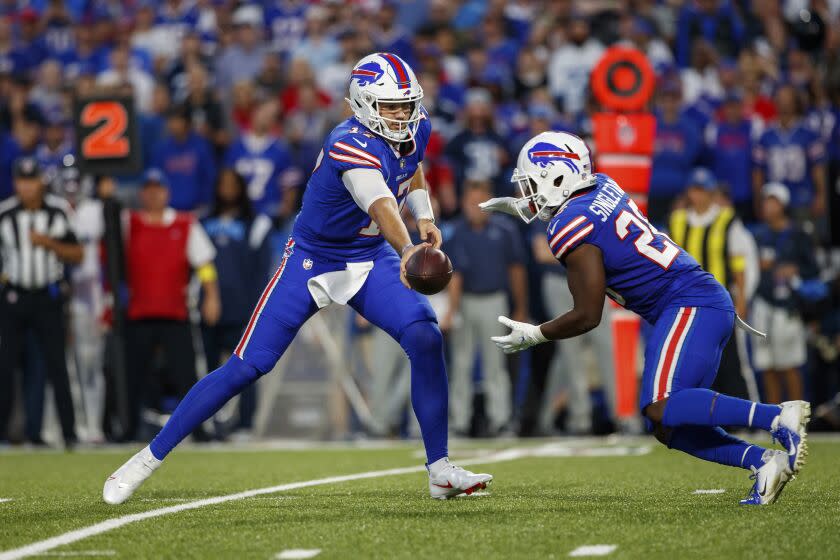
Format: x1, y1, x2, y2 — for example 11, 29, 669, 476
490, 315, 548, 354
478, 197, 535, 221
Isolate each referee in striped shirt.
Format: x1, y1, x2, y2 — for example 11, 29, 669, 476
0, 157, 82, 446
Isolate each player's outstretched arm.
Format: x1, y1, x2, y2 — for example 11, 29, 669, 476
490, 244, 606, 354
540, 243, 606, 339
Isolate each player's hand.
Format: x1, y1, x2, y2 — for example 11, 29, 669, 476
201, 293, 222, 326
417, 219, 442, 249
478, 197, 518, 216
491, 315, 548, 354
478, 197, 534, 220
29, 231, 53, 249
399, 243, 429, 290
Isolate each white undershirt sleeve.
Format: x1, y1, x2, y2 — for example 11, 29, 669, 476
187, 221, 217, 268
341, 168, 395, 213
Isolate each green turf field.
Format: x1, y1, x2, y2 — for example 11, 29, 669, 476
1, 436, 839, 559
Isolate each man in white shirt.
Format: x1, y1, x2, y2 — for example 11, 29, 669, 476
547, 15, 604, 115
97, 45, 155, 114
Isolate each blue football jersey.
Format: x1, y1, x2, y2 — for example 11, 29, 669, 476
753, 122, 826, 209
546, 174, 733, 324
292, 109, 431, 261
224, 134, 297, 217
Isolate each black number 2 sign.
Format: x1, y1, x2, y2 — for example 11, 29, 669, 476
74, 96, 141, 175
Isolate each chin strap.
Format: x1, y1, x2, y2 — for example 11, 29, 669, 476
736, 315, 766, 338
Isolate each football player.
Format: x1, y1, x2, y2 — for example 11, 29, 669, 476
480, 131, 809, 505
103, 53, 492, 503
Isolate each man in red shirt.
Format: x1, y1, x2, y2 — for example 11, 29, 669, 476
123, 169, 221, 440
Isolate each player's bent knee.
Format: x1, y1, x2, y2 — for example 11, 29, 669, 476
220, 355, 262, 389
399, 320, 444, 356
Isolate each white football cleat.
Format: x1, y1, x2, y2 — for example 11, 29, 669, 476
428, 459, 492, 500
770, 400, 810, 475
740, 450, 792, 506
103, 445, 162, 505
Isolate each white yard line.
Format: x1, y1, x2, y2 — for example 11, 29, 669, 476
0, 444, 650, 560
275, 550, 321, 559
569, 545, 618, 557
0, 499, 13, 503
692, 489, 726, 495
35, 551, 115, 557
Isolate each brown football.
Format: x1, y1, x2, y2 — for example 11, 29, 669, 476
405, 246, 453, 295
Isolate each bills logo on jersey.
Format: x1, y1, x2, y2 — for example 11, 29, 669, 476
351, 62, 384, 86
528, 142, 581, 172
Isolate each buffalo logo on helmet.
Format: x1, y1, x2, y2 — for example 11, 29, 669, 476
351, 62, 384, 86
527, 142, 581, 172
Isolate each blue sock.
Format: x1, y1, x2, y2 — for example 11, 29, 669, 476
668, 426, 767, 470
662, 389, 781, 431
149, 356, 261, 460
400, 321, 448, 464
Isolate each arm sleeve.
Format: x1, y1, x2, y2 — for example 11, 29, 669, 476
187, 220, 217, 268
341, 167, 395, 213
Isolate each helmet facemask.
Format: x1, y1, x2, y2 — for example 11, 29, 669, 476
359, 90, 423, 142
511, 169, 568, 223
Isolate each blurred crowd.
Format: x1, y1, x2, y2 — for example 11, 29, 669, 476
2, 0, 840, 447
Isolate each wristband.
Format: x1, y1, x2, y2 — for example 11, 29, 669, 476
400, 243, 414, 256
406, 189, 434, 223
196, 262, 218, 283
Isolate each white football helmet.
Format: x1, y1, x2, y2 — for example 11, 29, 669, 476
510, 131, 596, 222
347, 52, 424, 143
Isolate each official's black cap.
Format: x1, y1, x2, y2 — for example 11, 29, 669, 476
13, 157, 42, 179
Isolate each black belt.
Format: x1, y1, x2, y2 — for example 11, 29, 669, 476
1, 281, 62, 295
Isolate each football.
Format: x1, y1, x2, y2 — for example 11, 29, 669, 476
405, 246, 453, 295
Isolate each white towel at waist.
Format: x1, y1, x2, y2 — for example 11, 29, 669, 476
307, 261, 374, 309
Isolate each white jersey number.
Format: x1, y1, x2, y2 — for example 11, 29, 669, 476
614, 200, 679, 269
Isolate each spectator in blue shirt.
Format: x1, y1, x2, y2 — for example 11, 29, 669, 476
442, 181, 528, 436
375, 2, 416, 70
675, 0, 744, 68
445, 88, 512, 196
223, 99, 300, 220
649, 80, 702, 226
14, 8, 49, 74
751, 183, 818, 404
59, 21, 108, 81
152, 104, 217, 212
753, 84, 827, 223
703, 91, 759, 223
